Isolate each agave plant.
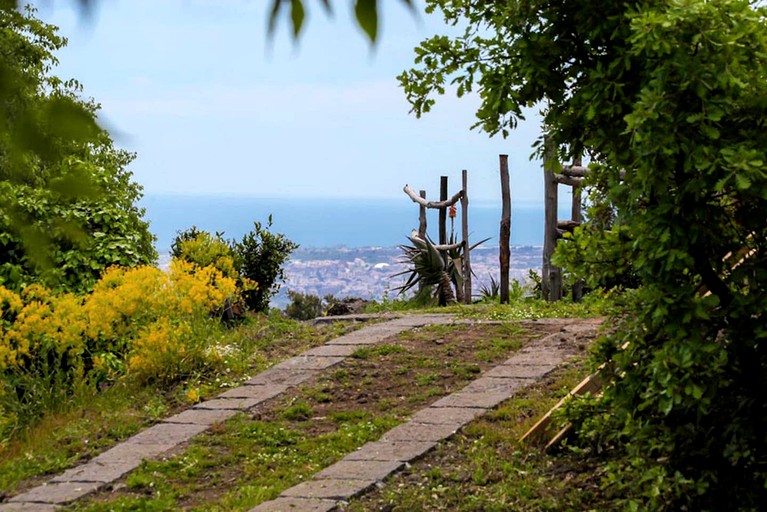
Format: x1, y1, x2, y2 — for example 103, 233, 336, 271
395, 231, 490, 306
395, 233, 457, 305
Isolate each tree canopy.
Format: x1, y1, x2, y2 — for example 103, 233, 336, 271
401, 0, 766, 508
1, 6, 155, 292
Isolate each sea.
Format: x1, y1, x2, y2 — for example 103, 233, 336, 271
141, 194, 548, 252
142, 194, 550, 307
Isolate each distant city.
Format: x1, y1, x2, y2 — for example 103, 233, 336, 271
158, 245, 543, 308
273, 245, 543, 308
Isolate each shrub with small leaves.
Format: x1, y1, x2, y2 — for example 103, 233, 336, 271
234, 217, 298, 313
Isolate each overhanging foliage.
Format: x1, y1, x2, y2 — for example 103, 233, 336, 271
401, 0, 767, 508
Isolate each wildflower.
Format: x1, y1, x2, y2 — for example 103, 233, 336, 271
186, 388, 200, 404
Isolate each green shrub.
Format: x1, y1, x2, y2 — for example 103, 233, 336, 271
234, 217, 298, 313
171, 228, 238, 279
172, 218, 297, 313
284, 291, 326, 321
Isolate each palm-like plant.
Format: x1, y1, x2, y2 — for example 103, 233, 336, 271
395, 233, 457, 305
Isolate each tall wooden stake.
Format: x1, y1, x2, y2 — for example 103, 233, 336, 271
571, 156, 584, 302
439, 176, 448, 245
437, 177, 449, 306
499, 155, 511, 304
543, 139, 562, 301
462, 169, 471, 304
418, 190, 427, 238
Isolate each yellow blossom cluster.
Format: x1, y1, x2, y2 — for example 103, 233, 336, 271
0, 260, 243, 389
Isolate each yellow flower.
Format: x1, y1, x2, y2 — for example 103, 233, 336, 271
186, 388, 200, 404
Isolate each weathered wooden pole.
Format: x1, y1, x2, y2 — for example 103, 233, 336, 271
571, 156, 584, 302
499, 154, 511, 304
543, 139, 562, 301
437, 177, 449, 306
418, 190, 427, 239
462, 169, 471, 304
439, 176, 448, 245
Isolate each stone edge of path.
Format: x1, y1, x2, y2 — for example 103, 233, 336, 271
248, 320, 602, 512
0, 314, 459, 511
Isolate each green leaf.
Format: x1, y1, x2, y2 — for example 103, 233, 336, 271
318, 0, 332, 14
735, 173, 751, 190
354, 0, 378, 43
267, 0, 284, 37
290, 0, 305, 38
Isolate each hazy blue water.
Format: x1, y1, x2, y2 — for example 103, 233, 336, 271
141, 194, 548, 252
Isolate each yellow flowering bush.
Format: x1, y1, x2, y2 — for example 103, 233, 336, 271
0, 259, 245, 437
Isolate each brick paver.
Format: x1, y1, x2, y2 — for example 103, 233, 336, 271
281, 479, 376, 500
249, 497, 337, 512
314, 460, 404, 481
0, 503, 59, 511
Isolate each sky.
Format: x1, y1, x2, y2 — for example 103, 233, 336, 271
35, 0, 555, 204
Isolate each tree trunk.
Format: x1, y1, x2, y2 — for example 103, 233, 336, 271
439, 272, 456, 305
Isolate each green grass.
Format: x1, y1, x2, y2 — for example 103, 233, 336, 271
280, 401, 313, 421
367, 291, 614, 321
67, 411, 400, 511
0, 313, 351, 496
344, 361, 612, 511
351, 344, 407, 359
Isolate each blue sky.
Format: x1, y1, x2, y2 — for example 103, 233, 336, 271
37, 0, 553, 203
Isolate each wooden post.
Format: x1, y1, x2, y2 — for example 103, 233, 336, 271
543, 138, 562, 301
437, 177, 449, 306
418, 190, 427, 239
499, 155, 511, 304
571, 156, 584, 303
439, 176, 448, 245
462, 169, 471, 304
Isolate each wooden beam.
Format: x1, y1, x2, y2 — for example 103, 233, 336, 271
571, 158, 584, 303
418, 190, 427, 238
542, 140, 552, 300
553, 174, 583, 187
561, 165, 590, 177
403, 185, 463, 209
543, 138, 561, 301
557, 220, 581, 231
520, 369, 606, 445
439, 176, 448, 246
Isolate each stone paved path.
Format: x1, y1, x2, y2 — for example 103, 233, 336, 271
249, 318, 601, 512
0, 315, 601, 512
0, 314, 456, 511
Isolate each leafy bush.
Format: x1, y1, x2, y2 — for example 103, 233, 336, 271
172, 219, 297, 314
234, 217, 298, 313
404, 1, 767, 507
0, 9, 156, 294
171, 228, 238, 279
284, 291, 326, 321
170, 226, 204, 260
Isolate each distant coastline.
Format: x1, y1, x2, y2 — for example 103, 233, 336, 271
145, 194, 549, 307
141, 194, 555, 252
